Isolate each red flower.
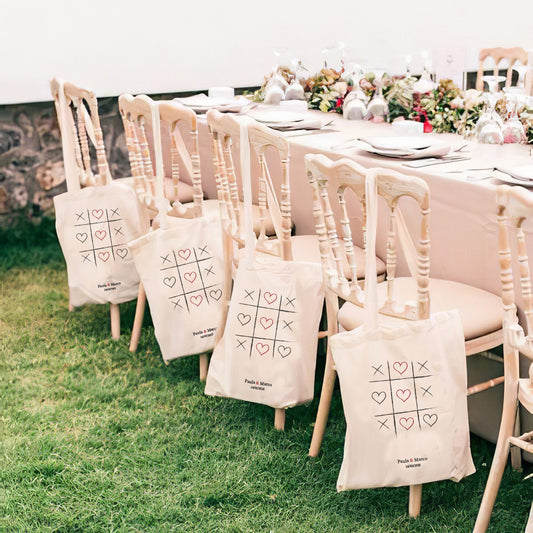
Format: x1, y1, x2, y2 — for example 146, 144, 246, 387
423, 120, 433, 133
336, 98, 343, 108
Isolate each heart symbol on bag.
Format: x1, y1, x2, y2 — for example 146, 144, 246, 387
190, 295, 203, 307
263, 291, 277, 305
255, 343, 270, 356
209, 289, 222, 301
259, 317, 273, 330
423, 413, 438, 427
163, 276, 176, 288
95, 230, 107, 241
371, 391, 386, 405
76, 232, 88, 243
98, 251, 110, 262
116, 248, 128, 259
92, 209, 103, 220
396, 388, 411, 402
178, 248, 191, 261
399, 417, 414, 431
237, 313, 251, 326
183, 271, 197, 284
278, 345, 291, 358
393, 361, 408, 375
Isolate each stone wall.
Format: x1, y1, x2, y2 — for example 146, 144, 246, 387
0, 96, 132, 227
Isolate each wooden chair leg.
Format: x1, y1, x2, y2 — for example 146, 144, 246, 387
110, 303, 120, 340
409, 484, 423, 518
511, 405, 522, 470
309, 291, 339, 457
68, 298, 73, 312
129, 283, 146, 352
274, 408, 285, 430
309, 347, 337, 457
199, 353, 209, 382
473, 347, 518, 533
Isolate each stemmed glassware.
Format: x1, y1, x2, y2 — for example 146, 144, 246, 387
501, 95, 527, 143
476, 75, 506, 144
367, 69, 388, 117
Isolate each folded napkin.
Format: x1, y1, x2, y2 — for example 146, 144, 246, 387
354, 136, 451, 159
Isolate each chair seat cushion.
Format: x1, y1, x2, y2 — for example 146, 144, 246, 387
338, 277, 502, 341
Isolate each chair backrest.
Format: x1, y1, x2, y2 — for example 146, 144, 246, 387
118, 95, 203, 217
496, 185, 533, 376
206, 109, 291, 258
305, 154, 430, 321
50, 78, 110, 188
475, 46, 528, 91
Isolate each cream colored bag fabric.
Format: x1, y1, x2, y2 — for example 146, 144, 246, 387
205, 120, 324, 408
330, 171, 475, 491
53, 81, 147, 307
128, 213, 226, 361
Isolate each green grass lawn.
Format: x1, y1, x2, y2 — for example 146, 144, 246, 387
0, 229, 531, 532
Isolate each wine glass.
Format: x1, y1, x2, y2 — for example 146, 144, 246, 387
367, 69, 388, 117
501, 96, 526, 143
476, 77, 505, 144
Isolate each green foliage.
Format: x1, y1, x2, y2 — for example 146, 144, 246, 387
1, 244, 531, 532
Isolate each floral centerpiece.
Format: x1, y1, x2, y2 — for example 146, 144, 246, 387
303, 68, 351, 113
251, 66, 532, 144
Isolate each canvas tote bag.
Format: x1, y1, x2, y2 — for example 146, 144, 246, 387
127, 100, 226, 361
330, 171, 475, 491
53, 81, 148, 307
205, 120, 324, 408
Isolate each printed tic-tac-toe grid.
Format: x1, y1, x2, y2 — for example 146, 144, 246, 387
234, 288, 296, 360
159, 245, 222, 313
369, 360, 438, 436
74, 207, 129, 266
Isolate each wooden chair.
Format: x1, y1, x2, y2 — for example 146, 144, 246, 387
473, 185, 533, 533
305, 154, 505, 518
50, 78, 120, 339
118, 94, 198, 221
118, 96, 209, 378
475, 47, 529, 92
207, 113, 386, 431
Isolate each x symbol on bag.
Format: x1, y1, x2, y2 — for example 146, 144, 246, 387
198, 245, 209, 256
81, 253, 91, 263
204, 266, 214, 277
421, 385, 433, 397
236, 338, 246, 350
417, 360, 429, 373
282, 320, 293, 331
285, 297, 295, 308
372, 365, 384, 376
110, 208, 119, 217
171, 298, 183, 310
76, 212, 85, 222
378, 418, 390, 431
161, 254, 171, 265
114, 226, 124, 236
244, 290, 254, 301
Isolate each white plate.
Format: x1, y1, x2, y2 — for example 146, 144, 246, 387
246, 110, 306, 124
360, 136, 432, 151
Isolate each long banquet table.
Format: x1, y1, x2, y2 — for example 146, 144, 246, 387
191, 107, 533, 450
